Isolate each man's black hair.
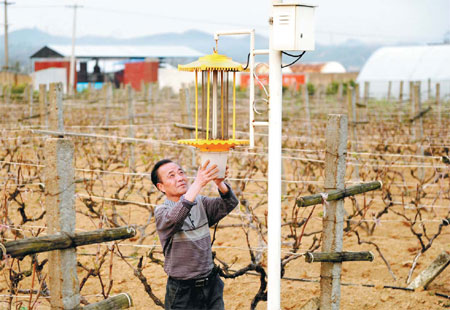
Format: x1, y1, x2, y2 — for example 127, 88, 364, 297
151, 159, 173, 189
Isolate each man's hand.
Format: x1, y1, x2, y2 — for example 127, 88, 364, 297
214, 166, 229, 194
195, 160, 219, 187
184, 160, 218, 202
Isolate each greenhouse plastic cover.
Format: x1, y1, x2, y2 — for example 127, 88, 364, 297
357, 45, 450, 82
356, 45, 450, 99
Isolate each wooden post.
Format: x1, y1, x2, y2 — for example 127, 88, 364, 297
399, 81, 404, 102
415, 83, 424, 181
427, 78, 431, 101
183, 86, 196, 168
320, 114, 347, 310
303, 83, 312, 136
306, 251, 374, 263
407, 251, 450, 289
24, 84, 29, 102
6, 85, 10, 105
28, 84, 34, 119
105, 83, 112, 127
140, 80, 145, 100
354, 83, 360, 108
350, 88, 359, 181
127, 85, 135, 172
363, 82, 369, 106
296, 181, 381, 208
2, 227, 136, 259
314, 83, 320, 102
399, 81, 404, 122
409, 81, 415, 115
409, 81, 415, 139
436, 83, 441, 128
337, 83, 343, 104
363, 81, 369, 121
179, 85, 187, 124
386, 81, 391, 103
147, 83, 153, 105
84, 293, 133, 310
154, 82, 159, 103
346, 85, 352, 116
39, 84, 47, 128
415, 83, 423, 139
45, 82, 80, 309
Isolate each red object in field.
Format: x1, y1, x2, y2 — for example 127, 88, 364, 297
240, 73, 305, 90
34, 61, 76, 90
123, 62, 159, 91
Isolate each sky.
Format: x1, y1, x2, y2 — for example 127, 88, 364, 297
4, 0, 450, 45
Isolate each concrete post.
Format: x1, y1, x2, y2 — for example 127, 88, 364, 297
45, 83, 80, 309
49, 83, 64, 132
320, 114, 347, 310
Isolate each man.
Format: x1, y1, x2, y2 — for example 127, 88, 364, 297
152, 159, 238, 310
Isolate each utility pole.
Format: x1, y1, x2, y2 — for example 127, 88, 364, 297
2, 1, 13, 71
67, 3, 82, 95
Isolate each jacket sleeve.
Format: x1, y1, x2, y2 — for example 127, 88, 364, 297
154, 197, 195, 240
201, 183, 239, 226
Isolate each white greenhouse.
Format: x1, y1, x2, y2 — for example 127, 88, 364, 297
357, 44, 450, 101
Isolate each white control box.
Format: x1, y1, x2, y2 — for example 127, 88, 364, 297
273, 3, 316, 51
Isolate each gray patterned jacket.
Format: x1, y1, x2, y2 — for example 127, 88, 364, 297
155, 183, 238, 280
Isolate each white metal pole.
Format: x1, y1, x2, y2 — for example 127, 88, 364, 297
249, 30, 255, 148
268, 0, 282, 308
213, 29, 257, 146
68, 4, 81, 96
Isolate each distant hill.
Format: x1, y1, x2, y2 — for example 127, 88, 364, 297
2, 27, 383, 73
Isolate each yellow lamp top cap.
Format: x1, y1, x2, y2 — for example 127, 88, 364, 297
178, 51, 248, 72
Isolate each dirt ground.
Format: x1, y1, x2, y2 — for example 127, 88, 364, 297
1, 91, 449, 309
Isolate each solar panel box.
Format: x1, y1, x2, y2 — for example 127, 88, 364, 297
272, 2, 316, 51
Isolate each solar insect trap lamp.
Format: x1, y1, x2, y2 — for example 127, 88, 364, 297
177, 51, 249, 177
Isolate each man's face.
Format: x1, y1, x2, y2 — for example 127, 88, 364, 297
156, 162, 189, 198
